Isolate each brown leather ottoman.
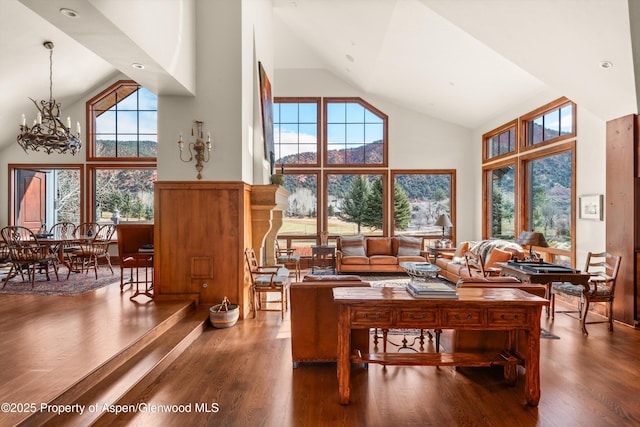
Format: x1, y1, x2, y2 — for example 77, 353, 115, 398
291, 277, 369, 366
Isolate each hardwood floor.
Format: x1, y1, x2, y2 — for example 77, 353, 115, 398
1, 279, 640, 426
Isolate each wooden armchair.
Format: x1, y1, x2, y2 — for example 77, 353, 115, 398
551, 251, 621, 334
274, 239, 301, 281
48, 221, 77, 263
1, 226, 59, 288
244, 248, 291, 319
67, 223, 116, 280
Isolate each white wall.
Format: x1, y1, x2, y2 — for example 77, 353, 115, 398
472, 89, 608, 268
274, 68, 477, 241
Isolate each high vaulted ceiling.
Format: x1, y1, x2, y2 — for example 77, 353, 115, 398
1, 0, 638, 152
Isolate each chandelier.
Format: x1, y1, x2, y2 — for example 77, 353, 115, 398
17, 41, 81, 155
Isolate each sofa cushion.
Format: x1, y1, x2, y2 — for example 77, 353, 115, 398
366, 238, 392, 256
397, 255, 427, 263
340, 235, 366, 257
340, 256, 370, 265
485, 247, 513, 269
396, 236, 422, 256
369, 255, 398, 265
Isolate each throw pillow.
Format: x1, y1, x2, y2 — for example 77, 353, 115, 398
367, 238, 392, 256
340, 235, 366, 257
396, 236, 422, 256
484, 247, 513, 269
454, 241, 470, 258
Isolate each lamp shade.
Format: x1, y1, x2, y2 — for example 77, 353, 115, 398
515, 231, 549, 248
435, 214, 453, 228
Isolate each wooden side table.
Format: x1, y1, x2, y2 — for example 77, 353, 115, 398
310, 245, 336, 274
425, 245, 456, 262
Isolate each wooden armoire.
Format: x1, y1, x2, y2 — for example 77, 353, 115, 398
606, 114, 640, 327
153, 181, 289, 319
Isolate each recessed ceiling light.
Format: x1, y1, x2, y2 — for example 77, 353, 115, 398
131, 63, 145, 70
60, 8, 79, 18
600, 60, 613, 69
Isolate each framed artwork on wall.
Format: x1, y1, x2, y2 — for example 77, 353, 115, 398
258, 62, 274, 171
579, 194, 603, 220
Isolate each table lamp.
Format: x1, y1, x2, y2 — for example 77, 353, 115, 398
515, 231, 549, 260
435, 214, 453, 245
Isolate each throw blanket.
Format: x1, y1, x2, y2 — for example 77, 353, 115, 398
469, 239, 523, 262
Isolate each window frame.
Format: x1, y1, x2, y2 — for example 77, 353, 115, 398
482, 160, 518, 240
86, 163, 157, 224
323, 97, 388, 168
391, 169, 457, 243
273, 97, 321, 168
86, 80, 157, 162
520, 97, 576, 152
483, 119, 518, 162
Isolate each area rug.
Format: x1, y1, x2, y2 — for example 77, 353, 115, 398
0, 266, 120, 296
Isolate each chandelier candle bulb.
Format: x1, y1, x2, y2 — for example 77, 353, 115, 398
21, 114, 26, 127
37, 112, 42, 125
76, 122, 81, 134
67, 116, 71, 128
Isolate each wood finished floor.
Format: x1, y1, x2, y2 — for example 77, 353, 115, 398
1, 278, 640, 426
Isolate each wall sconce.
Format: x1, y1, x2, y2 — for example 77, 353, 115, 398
178, 120, 211, 180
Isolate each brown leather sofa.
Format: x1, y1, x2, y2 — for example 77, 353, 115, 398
290, 275, 370, 366
435, 240, 525, 282
336, 235, 426, 273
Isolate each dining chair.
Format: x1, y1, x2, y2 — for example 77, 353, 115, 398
67, 223, 117, 280
116, 224, 154, 292
48, 222, 77, 263
244, 247, 290, 319
551, 251, 622, 334
1, 226, 59, 288
274, 239, 301, 281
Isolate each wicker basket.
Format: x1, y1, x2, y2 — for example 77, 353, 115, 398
209, 297, 239, 328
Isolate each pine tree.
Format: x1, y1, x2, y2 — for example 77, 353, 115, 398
394, 183, 411, 230
362, 177, 384, 230
340, 176, 370, 233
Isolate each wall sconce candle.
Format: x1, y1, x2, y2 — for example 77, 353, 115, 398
178, 120, 212, 180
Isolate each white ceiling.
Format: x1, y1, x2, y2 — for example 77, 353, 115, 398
1, 0, 638, 152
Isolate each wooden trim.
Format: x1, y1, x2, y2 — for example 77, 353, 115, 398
482, 159, 518, 240
482, 119, 518, 162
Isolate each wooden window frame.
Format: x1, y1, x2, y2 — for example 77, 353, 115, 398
520, 97, 576, 152
482, 160, 518, 240
391, 169, 456, 242
483, 119, 518, 162
86, 80, 157, 162
273, 97, 321, 168
323, 97, 388, 168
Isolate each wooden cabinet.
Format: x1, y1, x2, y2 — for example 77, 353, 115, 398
154, 182, 252, 316
606, 115, 640, 327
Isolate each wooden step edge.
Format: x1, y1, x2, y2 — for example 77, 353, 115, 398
17, 300, 197, 427
90, 308, 210, 426
353, 350, 520, 367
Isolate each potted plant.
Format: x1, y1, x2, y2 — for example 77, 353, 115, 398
209, 296, 239, 328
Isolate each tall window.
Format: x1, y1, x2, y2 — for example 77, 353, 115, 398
87, 80, 157, 160
482, 97, 576, 265
392, 171, 455, 239
325, 98, 387, 166
274, 98, 320, 166
87, 80, 158, 224
325, 172, 386, 236
525, 151, 573, 251
485, 163, 516, 240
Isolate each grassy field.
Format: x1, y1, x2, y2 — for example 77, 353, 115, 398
279, 216, 380, 235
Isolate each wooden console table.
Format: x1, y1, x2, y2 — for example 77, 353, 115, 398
333, 287, 548, 406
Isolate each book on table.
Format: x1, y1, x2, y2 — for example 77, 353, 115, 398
406, 281, 458, 299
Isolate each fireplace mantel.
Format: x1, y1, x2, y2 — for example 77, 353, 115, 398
250, 184, 290, 264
